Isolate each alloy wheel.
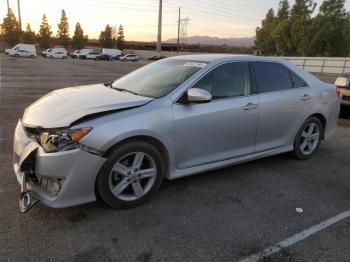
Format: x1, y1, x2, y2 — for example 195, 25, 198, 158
109, 152, 157, 201
299, 122, 320, 155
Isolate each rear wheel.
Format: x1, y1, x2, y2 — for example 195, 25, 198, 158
97, 141, 165, 208
293, 117, 323, 160
14, 54, 19, 57
30, 55, 35, 59
49, 55, 53, 59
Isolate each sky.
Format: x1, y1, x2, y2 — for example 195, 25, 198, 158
1, 0, 350, 42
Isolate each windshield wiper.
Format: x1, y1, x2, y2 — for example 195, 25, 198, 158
104, 80, 114, 87
104, 81, 139, 96
114, 87, 139, 96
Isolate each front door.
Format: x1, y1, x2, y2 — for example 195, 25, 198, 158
172, 62, 259, 170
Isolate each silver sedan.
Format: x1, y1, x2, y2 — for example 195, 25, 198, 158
13, 54, 340, 212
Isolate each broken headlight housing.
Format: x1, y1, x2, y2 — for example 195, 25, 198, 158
39, 127, 92, 153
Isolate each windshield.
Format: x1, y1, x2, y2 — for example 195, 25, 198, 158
111, 60, 205, 98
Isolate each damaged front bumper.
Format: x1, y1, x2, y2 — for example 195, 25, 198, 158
13, 120, 106, 210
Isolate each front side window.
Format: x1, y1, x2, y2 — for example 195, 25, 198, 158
254, 62, 292, 93
112, 60, 203, 98
191, 62, 252, 100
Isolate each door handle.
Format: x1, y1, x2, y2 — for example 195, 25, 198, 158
242, 103, 258, 111
300, 94, 312, 101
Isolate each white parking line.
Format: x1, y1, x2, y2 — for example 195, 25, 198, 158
240, 209, 350, 262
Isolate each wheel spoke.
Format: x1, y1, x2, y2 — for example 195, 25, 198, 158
131, 180, 144, 197
310, 132, 319, 141
112, 162, 130, 176
300, 140, 308, 151
132, 152, 144, 170
308, 123, 316, 135
301, 131, 308, 138
138, 168, 156, 179
112, 177, 130, 196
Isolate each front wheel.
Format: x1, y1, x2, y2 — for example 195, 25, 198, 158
97, 141, 165, 208
293, 117, 323, 160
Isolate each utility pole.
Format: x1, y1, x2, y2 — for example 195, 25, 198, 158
177, 7, 181, 54
17, 0, 22, 31
7, 0, 10, 13
156, 0, 162, 53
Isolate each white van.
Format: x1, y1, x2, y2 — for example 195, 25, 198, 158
70, 49, 94, 59
42, 47, 66, 58
6, 44, 36, 56
102, 48, 122, 59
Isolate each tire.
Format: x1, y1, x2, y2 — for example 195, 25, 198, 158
293, 117, 323, 160
30, 55, 35, 59
123, 58, 127, 62
63, 56, 67, 59
97, 141, 165, 208
14, 54, 19, 57
50, 55, 53, 59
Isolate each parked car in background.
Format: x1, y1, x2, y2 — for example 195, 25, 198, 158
6, 44, 36, 56
70, 49, 94, 59
80, 51, 100, 60
148, 55, 167, 61
335, 73, 350, 117
48, 50, 68, 59
42, 47, 66, 58
13, 55, 339, 212
102, 48, 122, 58
113, 53, 125, 60
10, 49, 36, 58
119, 54, 140, 62
95, 54, 112, 61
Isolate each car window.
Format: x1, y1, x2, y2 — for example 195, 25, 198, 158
291, 71, 307, 88
254, 62, 292, 93
191, 62, 252, 100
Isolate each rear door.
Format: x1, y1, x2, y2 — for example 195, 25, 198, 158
253, 61, 314, 152
173, 62, 259, 169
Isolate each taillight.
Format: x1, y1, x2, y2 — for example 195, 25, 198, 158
336, 87, 341, 99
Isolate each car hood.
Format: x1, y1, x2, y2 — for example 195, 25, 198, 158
22, 84, 153, 128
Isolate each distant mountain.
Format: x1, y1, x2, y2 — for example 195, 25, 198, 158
164, 36, 255, 47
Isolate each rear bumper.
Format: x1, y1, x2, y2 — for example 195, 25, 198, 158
13, 121, 106, 208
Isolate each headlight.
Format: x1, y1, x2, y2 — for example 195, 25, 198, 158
40, 127, 92, 153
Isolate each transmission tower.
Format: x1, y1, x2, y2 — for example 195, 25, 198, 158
180, 17, 190, 45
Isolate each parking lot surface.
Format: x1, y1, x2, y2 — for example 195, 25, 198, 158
1, 54, 350, 262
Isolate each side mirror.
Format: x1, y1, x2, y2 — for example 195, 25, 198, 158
187, 88, 212, 103
335, 76, 349, 88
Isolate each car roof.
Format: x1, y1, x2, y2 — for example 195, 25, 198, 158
167, 54, 286, 64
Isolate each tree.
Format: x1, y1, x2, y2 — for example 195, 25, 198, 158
277, 0, 290, 20
1, 8, 21, 46
117, 24, 125, 49
38, 14, 52, 48
290, 0, 317, 18
255, 9, 278, 55
71, 22, 88, 49
57, 9, 70, 48
22, 23, 36, 44
309, 0, 348, 56
99, 24, 113, 48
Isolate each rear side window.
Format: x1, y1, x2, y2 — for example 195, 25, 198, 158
291, 71, 307, 88
254, 62, 292, 93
